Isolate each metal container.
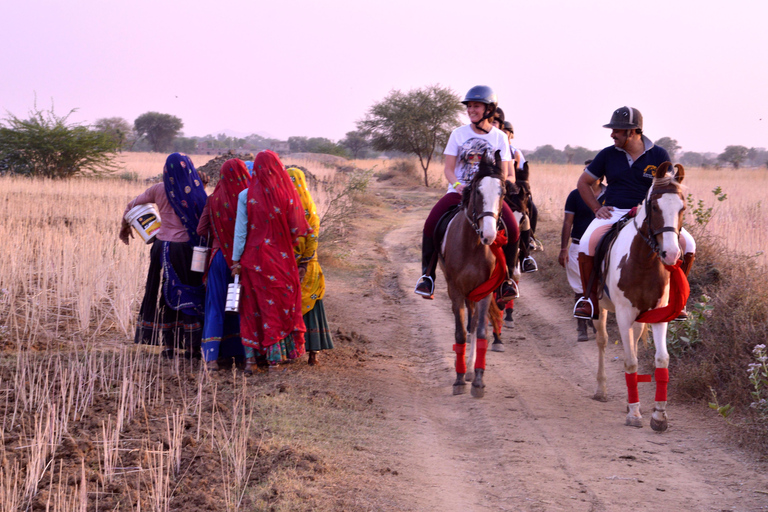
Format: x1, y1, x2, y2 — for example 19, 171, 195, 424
225, 275, 241, 313
191, 246, 209, 273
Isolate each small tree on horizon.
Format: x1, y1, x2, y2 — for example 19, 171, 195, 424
718, 145, 749, 169
340, 130, 370, 159
358, 85, 463, 186
93, 116, 135, 151
654, 137, 681, 160
0, 104, 120, 178
134, 112, 183, 152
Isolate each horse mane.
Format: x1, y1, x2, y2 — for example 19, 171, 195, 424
462, 150, 504, 208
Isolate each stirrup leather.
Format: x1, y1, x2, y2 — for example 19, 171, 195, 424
414, 275, 435, 298
573, 296, 595, 319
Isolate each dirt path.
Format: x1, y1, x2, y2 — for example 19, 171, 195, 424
325, 181, 768, 512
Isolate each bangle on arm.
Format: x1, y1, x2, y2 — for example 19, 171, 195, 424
454, 181, 461, 188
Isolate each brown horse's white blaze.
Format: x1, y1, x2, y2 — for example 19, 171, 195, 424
592, 162, 686, 431
477, 176, 503, 245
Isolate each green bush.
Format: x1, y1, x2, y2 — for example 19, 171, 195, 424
0, 104, 120, 178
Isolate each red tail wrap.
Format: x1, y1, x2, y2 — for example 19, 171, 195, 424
453, 344, 467, 374
468, 230, 508, 302
475, 338, 488, 370
626, 372, 639, 404
636, 261, 690, 323
655, 368, 669, 402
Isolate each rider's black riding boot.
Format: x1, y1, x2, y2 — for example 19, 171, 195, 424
499, 238, 520, 301
414, 233, 436, 299
519, 230, 538, 272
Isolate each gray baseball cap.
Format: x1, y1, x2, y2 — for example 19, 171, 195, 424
603, 106, 643, 130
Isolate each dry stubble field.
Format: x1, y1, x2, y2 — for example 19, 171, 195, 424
0, 152, 766, 511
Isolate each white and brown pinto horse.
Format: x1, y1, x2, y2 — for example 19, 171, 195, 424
593, 162, 688, 431
440, 152, 508, 398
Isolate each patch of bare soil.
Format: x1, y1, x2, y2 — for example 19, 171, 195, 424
320, 179, 768, 511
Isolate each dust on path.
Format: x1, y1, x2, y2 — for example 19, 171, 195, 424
324, 181, 768, 512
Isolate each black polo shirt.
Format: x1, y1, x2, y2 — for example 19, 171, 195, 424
585, 137, 670, 209
564, 187, 606, 242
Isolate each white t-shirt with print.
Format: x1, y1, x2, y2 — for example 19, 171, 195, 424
444, 124, 512, 193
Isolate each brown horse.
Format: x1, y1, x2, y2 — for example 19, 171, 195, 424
439, 152, 508, 397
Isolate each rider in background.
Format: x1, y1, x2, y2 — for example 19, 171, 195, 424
573, 107, 696, 320
559, 163, 605, 341
414, 85, 520, 301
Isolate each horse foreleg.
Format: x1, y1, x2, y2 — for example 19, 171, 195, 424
617, 311, 643, 427
470, 297, 491, 398
650, 322, 670, 432
465, 301, 477, 382
593, 311, 609, 401
451, 299, 468, 395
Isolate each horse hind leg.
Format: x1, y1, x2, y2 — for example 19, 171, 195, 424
471, 297, 491, 398
593, 310, 609, 402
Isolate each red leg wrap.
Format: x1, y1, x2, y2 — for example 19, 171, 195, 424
475, 338, 488, 370
453, 344, 466, 374
655, 368, 669, 402
625, 372, 639, 404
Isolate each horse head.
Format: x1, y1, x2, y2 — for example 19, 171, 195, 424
462, 150, 506, 245
641, 161, 686, 265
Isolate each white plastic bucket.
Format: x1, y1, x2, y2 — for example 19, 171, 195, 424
225, 275, 241, 313
125, 205, 161, 244
191, 246, 209, 273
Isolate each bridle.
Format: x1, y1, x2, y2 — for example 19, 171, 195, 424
463, 175, 505, 238
634, 184, 681, 258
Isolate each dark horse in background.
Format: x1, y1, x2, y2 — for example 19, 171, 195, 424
439, 151, 520, 397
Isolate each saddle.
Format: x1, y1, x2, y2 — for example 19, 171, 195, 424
588, 210, 636, 301
433, 205, 461, 254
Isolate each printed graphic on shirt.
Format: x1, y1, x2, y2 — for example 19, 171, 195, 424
457, 138, 495, 183
642, 164, 658, 179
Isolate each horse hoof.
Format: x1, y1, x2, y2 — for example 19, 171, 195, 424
592, 393, 608, 402
453, 383, 467, 395
471, 385, 485, 398
625, 416, 643, 428
491, 342, 505, 352
465, 371, 475, 382
650, 417, 668, 432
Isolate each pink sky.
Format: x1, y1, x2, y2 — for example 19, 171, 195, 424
2, 0, 767, 154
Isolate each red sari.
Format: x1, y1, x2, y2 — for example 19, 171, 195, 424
210, 159, 251, 266
239, 151, 311, 362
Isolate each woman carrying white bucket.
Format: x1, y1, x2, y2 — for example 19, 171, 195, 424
196, 159, 250, 372
120, 153, 208, 359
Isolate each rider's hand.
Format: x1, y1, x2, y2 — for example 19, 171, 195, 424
558, 249, 568, 267
455, 183, 466, 193
594, 205, 614, 220
119, 220, 133, 245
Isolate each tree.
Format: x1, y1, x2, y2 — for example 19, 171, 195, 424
526, 145, 566, 164
654, 137, 681, 160
564, 145, 598, 165
0, 104, 120, 178
134, 112, 183, 152
340, 130, 370, 158
93, 117, 135, 151
358, 84, 463, 186
718, 145, 749, 169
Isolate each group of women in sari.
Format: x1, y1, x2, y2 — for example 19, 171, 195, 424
121, 151, 333, 372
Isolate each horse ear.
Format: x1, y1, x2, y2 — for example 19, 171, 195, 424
655, 161, 671, 179
674, 163, 685, 184
494, 150, 502, 170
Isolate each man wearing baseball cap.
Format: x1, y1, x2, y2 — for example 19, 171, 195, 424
572, 106, 696, 320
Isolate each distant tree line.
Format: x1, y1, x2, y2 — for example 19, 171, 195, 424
2, 99, 767, 179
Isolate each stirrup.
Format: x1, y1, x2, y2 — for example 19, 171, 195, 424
573, 297, 595, 320
414, 275, 435, 299
499, 280, 519, 301
522, 256, 538, 273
